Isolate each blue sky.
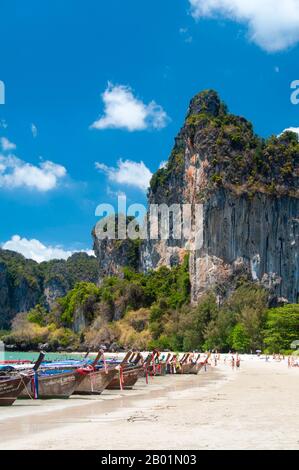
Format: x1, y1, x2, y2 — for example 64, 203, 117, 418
1, 0, 299, 261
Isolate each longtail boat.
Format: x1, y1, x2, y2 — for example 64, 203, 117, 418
156, 352, 171, 376
142, 350, 165, 377
189, 353, 210, 374
18, 351, 104, 399
0, 353, 44, 406
74, 351, 132, 395
177, 353, 195, 374
167, 353, 180, 374
107, 352, 146, 390
167, 353, 194, 374
19, 369, 81, 399
188, 354, 201, 374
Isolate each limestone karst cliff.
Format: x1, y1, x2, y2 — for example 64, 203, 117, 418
0, 250, 98, 329
94, 90, 299, 305
2, 90, 298, 332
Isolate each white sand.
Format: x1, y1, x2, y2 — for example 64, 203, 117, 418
0, 356, 298, 450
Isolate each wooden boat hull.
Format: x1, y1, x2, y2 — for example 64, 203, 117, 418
159, 363, 167, 376
75, 368, 118, 395
138, 366, 146, 378
189, 362, 206, 374
172, 363, 195, 374
19, 371, 84, 399
146, 362, 167, 376
0, 375, 30, 406
107, 366, 142, 390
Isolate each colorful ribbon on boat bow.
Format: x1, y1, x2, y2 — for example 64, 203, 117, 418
31, 372, 39, 399
151, 352, 156, 376
103, 354, 108, 374
144, 363, 149, 384
77, 365, 94, 375
119, 366, 124, 390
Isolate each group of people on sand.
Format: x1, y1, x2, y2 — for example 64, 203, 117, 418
272, 353, 285, 361
288, 356, 299, 368
231, 355, 241, 370
266, 354, 298, 368
208, 351, 299, 370
210, 352, 241, 370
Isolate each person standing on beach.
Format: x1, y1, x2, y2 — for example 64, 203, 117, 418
236, 356, 240, 370
231, 356, 235, 370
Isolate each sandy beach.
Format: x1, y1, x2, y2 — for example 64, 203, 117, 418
0, 356, 298, 450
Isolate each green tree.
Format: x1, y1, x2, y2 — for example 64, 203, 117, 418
229, 323, 251, 352
27, 305, 48, 327
58, 282, 101, 325
263, 304, 299, 353
204, 309, 235, 351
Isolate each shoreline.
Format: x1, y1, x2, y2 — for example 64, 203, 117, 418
0, 357, 298, 450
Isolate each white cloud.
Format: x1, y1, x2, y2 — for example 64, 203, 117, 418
278, 127, 299, 139
2, 235, 95, 263
1, 137, 16, 151
106, 186, 127, 199
159, 160, 168, 169
95, 159, 153, 191
189, 0, 299, 52
31, 123, 38, 138
0, 153, 66, 191
90, 82, 169, 131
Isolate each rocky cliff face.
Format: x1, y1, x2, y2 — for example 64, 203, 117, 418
0, 250, 99, 329
92, 216, 141, 283
145, 90, 299, 304
0, 260, 42, 329
93, 233, 140, 281
94, 90, 299, 305
190, 189, 299, 304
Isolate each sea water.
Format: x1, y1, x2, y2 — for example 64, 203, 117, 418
2, 351, 89, 362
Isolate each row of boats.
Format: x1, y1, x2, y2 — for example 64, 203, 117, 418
0, 350, 209, 406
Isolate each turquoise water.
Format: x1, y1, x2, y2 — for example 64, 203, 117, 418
2, 351, 90, 362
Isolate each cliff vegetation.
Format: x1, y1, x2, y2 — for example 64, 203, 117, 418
3, 261, 299, 354
150, 89, 299, 198
0, 249, 99, 329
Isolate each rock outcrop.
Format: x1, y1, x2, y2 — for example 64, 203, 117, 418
0, 250, 98, 329
0, 259, 41, 329
93, 234, 140, 281
92, 216, 141, 282
94, 90, 299, 305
